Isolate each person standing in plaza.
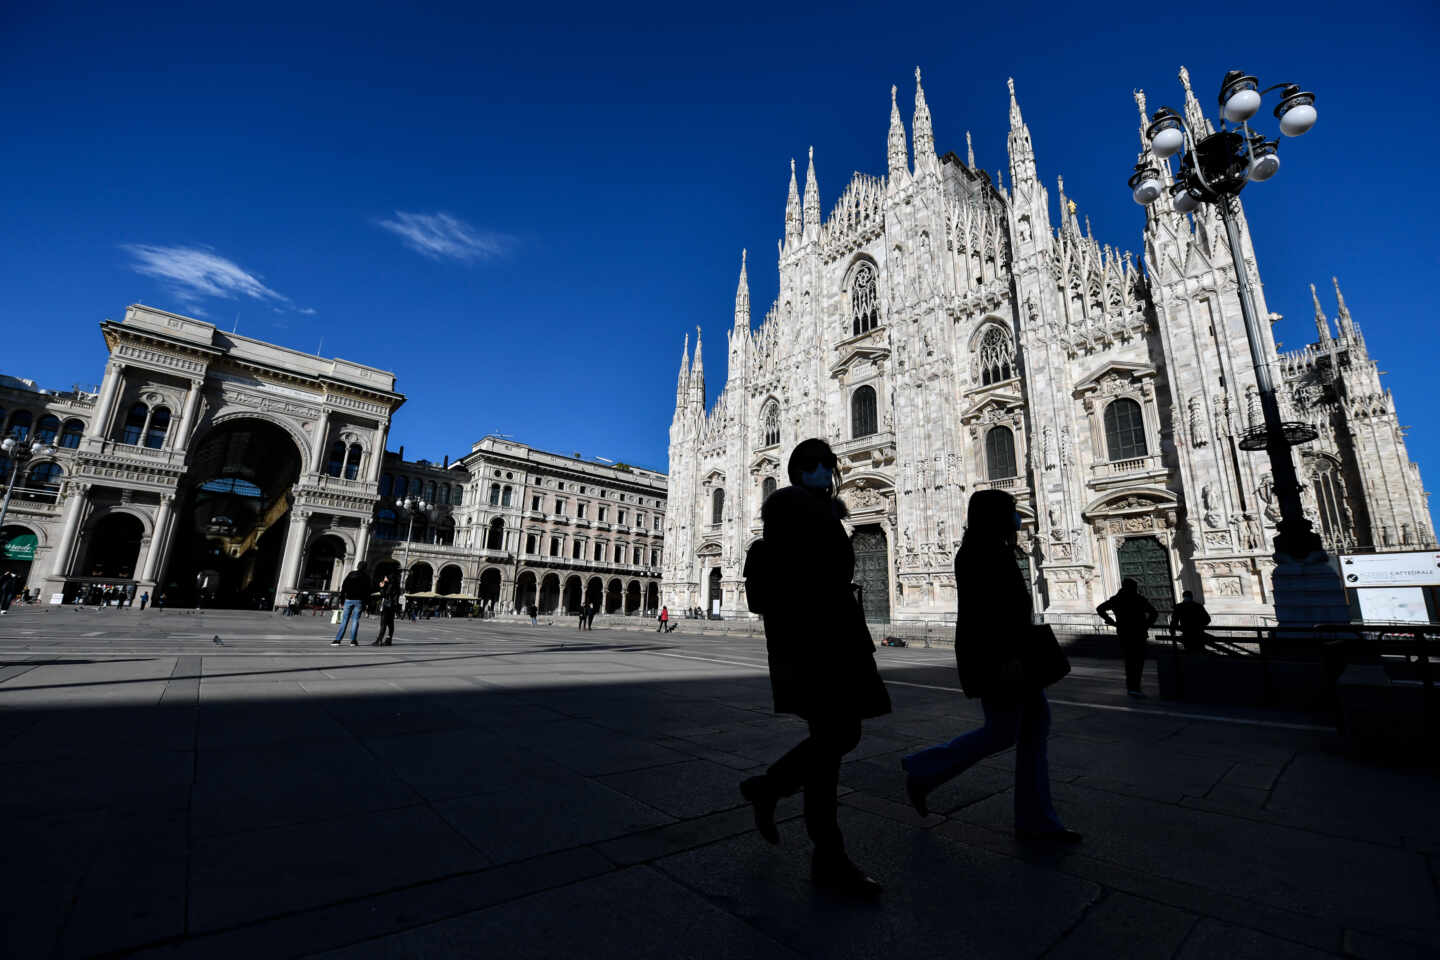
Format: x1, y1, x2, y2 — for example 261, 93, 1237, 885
586, 599, 597, 630
657, 605, 669, 633
738, 438, 891, 897
0, 571, 18, 614
1096, 578, 1159, 697
371, 573, 400, 646
901, 489, 1080, 846
138, 591, 148, 611
1169, 590, 1211, 654
330, 561, 371, 646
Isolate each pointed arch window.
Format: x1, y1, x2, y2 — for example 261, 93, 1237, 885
143, 408, 171, 449
1103, 398, 1148, 461
977, 325, 1016, 386
711, 488, 725, 525
1312, 458, 1352, 546
850, 262, 879, 336
851, 385, 878, 439
762, 401, 780, 447
985, 426, 1018, 480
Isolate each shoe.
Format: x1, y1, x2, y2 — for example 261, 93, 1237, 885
330, 640, 341, 646
382, 640, 392, 646
739, 776, 780, 845
904, 774, 933, 818
811, 856, 883, 898
370, 640, 382, 646
1016, 828, 1083, 847
1127, 689, 1146, 699
350, 640, 358, 646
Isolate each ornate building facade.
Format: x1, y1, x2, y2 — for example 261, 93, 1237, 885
0, 305, 665, 613
663, 69, 1434, 622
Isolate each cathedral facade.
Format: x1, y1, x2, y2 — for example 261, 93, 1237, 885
663, 69, 1434, 623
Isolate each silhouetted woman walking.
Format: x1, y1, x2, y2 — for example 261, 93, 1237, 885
900, 489, 1081, 846
739, 438, 892, 896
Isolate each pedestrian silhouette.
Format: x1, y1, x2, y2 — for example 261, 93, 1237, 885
372, 575, 400, 646
1169, 589, 1211, 654
330, 562, 371, 646
1096, 578, 1159, 697
738, 438, 891, 897
901, 490, 1081, 847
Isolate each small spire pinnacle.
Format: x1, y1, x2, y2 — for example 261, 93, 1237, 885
676, 332, 690, 399
803, 146, 820, 235
1332, 276, 1351, 321
1007, 76, 1022, 127
912, 66, 935, 171
1178, 64, 1209, 134
966, 130, 975, 168
734, 249, 750, 329
1310, 283, 1331, 341
784, 157, 801, 246
888, 83, 910, 185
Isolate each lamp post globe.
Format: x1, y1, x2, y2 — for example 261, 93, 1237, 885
1274, 85, 1318, 136
1219, 70, 1261, 122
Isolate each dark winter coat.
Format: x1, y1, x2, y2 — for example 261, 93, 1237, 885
340, 570, 372, 602
758, 485, 891, 720
379, 579, 401, 612
953, 545, 1032, 700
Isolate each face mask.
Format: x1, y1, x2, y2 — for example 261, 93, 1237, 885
799, 465, 832, 491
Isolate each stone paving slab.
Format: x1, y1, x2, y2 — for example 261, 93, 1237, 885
0, 610, 1437, 958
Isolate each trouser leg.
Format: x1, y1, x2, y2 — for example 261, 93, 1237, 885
1013, 690, 1063, 831
1122, 636, 1145, 691
765, 716, 861, 855
902, 699, 1019, 785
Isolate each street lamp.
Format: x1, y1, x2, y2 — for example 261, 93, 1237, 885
1131, 69, 1325, 564
398, 496, 432, 589
0, 436, 57, 533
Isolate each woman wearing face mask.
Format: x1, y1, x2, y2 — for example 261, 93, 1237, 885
739, 438, 892, 897
899, 489, 1081, 846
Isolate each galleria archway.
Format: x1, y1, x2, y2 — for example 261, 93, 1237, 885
163, 418, 303, 608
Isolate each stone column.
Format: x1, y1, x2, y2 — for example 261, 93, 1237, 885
90, 362, 124, 440
277, 509, 312, 597
367, 423, 389, 483
47, 482, 92, 580
139, 495, 176, 583
173, 380, 204, 450
355, 519, 373, 569
311, 409, 332, 474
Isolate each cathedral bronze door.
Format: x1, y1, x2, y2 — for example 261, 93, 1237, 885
851, 525, 890, 622
1115, 536, 1175, 615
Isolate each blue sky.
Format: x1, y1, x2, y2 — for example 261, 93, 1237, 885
3, 1, 1437, 482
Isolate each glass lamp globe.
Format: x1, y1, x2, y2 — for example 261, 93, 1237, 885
1173, 188, 1200, 213
1132, 176, 1162, 205
1219, 71, 1261, 123
1247, 146, 1280, 182
1275, 88, 1317, 136
1151, 126, 1184, 159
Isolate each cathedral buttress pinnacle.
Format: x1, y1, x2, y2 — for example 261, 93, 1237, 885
1310, 283, 1332, 342
674, 332, 690, 413
1006, 77, 1037, 189
690, 325, 705, 411
734, 249, 750, 331
803, 147, 820, 240
888, 84, 910, 188
966, 130, 975, 169
912, 67, 937, 176
784, 159, 801, 250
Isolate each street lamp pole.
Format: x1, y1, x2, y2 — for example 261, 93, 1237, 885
0, 437, 57, 533
1131, 70, 1346, 624
399, 496, 431, 588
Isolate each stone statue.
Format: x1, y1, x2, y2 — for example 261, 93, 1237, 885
1201, 483, 1221, 529
1188, 397, 1209, 447
1042, 426, 1055, 469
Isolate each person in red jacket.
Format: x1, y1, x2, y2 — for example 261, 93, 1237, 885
657, 605, 669, 632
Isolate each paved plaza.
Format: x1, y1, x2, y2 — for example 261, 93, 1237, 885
2, 608, 1438, 959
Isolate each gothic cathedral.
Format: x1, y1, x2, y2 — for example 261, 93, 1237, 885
663, 69, 1434, 623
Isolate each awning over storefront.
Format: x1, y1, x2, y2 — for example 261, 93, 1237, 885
1, 533, 37, 561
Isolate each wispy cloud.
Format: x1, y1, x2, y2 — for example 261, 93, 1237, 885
298, 307, 317, 315
122, 244, 291, 311
376, 211, 512, 262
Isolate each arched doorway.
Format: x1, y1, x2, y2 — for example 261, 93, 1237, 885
82, 514, 144, 580
605, 578, 622, 614
563, 575, 582, 614
625, 581, 641, 615
851, 525, 890, 621
1116, 536, 1175, 616
540, 573, 561, 613
301, 535, 347, 592
585, 576, 603, 611
514, 571, 537, 612
406, 562, 433, 593
437, 564, 464, 596
645, 582, 659, 614
479, 568, 502, 607
0, 524, 39, 590
707, 567, 722, 616
165, 418, 303, 607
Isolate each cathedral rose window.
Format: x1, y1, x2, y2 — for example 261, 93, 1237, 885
977, 325, 1015, 386
851, 262, 879, 336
